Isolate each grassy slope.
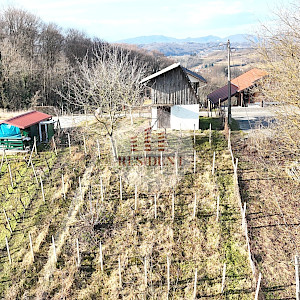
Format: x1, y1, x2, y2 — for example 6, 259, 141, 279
0, 117, 253, 299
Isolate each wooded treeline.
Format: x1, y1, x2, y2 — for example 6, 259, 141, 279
0, 7, 172, 111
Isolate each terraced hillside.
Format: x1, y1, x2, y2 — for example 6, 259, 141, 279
0, 117, 254, 299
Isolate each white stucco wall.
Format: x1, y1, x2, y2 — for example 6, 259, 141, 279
151, 107, 158, 130
170, 104, 199, 130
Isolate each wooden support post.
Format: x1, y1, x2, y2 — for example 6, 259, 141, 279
8, 163, 13, 188
30, 161, 38, 185
172, 193, 175, 220
193, 269, 197, 300
255, 273, 262, 300
119, 176, 122, 201
83, 134, 87, 155
242, 202, 247, 230
5, 236, 11, 264
3, 208, 12, 233
100, 177, 104, 202
96, 139, 101, 160
67, 133, 71, 155
228, 129, 231, 150
216, 196, 220, 222
144, 256, 147, 287
52, 137, 57, 155
193, 123, 196, 146
209, 123, 212, 146
221, 262, 226, 292
118, 256, 122, 287
34, 136, 37, 154
193, 193, 197, 218
79, 177, 83, 201
99, 241, 104, 271
40, 175, 45, 202
194, 150, 196, 174
52, 235, 57, 263
76, 238, 80, 267
62, 174, 66, 200
0, 150, 5, 172
167, 256, 170, 293
135, 184, 138, 210
29, 233, 34, 261
296, 255, 300, 300
175, 152, 178, 176
212, 151, 216, 176
160, 152, 163, 174
154, 194, 157, 219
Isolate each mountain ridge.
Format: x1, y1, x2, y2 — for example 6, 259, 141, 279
116, 34, 254, 45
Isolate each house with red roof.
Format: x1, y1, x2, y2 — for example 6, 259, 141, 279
207, 68, 268, 107
0, 111, 55, 150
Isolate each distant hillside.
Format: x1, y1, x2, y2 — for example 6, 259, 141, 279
117, 34, 254, 45
116, 34, 256, 56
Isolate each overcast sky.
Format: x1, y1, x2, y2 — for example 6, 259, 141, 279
2, 0, 282, 42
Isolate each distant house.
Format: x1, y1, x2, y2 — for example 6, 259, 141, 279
0, 111, 55, 150
207, 68, 268, 107
141, 63, 206, 130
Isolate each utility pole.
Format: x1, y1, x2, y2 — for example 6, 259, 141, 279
227, 39, 231, 124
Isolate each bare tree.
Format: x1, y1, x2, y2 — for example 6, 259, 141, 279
60, 44, 148, 159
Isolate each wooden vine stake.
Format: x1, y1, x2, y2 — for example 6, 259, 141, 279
160, 152, 163, 174
29, 233, 34, 261
134, 184, 138, 210
62, 174, 66, 200
33, 136, 37, 154
3, 208, 12, 233
193, 150, 196, 174
193, 123, 196, 145
99, 241, 103, 271
193, 269, 197, 300
67, 132, 71, 155
296, 255, 300, 300
212, 151, 216, 176
76, 238, 80, 267
27, 143, 36, 166
242, 202, 247, 230
221, 262, 226, 293
167, 256, 170, 295
0, 150, 5, 172
254, 273, 262, 300
118, 256, 122, 287
209, 123, 212, 146
228, 129, 231, 150
96, 139, 101, 160
193, 193, 197, 218
172, 193, 175, 220
154, 194, 157, 219
216, 196, 220, 222
30, 161, 38, 185
40, 175, 45, 202
83, 134, 87, 155
52, 137, 57, 155
8, 163, 13, 188
119, 176, 122, 201
79, 177, 83, 201
144, 256, 147, 287
5, 236, 11, 264
175, 152, 178, 177
52, 235, 57, 263
100, 177, 104, 202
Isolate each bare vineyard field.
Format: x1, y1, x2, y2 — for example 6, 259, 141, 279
0, 116, 255, 299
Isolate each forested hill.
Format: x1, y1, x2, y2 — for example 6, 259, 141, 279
0, 7, 172, 111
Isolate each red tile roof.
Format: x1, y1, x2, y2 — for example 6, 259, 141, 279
207, 83, 239, 104
231, 68, 268, 91
1, 111, 52, 129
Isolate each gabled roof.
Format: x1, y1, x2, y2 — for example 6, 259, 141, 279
207, 83, 239, 104
1, 111, 52, 129
231, 68, 268, 91
181, 67, 207, 83
140, 62, 206, 84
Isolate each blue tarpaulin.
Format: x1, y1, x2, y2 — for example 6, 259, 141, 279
0, 123, 21, 138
